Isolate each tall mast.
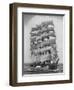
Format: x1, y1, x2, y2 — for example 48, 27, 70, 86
30, 21, 58, 63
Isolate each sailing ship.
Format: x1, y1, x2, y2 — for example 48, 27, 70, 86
30, 21, 59, 73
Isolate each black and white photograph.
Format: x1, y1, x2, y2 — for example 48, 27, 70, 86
22, 13, 64, 75
10, 3, 72, 86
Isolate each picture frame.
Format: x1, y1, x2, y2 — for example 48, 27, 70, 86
9, 3, 72, 86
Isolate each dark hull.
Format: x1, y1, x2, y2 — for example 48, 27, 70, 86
23, 63, 63, 75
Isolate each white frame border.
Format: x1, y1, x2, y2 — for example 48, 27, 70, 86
17, 7, 70, 83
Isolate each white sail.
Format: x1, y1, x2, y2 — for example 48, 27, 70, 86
30, 21, 59, 65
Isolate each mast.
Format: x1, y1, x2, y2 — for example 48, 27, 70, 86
30, 21, 59, 66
